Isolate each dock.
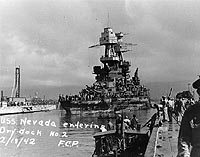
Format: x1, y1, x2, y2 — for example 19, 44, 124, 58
156, 121, 179, 157
145, 119, 180, 157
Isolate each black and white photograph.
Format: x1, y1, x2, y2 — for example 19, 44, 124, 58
1, 0, 200, 156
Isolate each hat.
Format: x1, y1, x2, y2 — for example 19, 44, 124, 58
192, 78, 200, 89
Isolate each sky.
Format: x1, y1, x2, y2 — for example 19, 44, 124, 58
0, 0, 200, 99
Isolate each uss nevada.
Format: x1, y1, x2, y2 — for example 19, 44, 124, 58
59, 26, 151, 116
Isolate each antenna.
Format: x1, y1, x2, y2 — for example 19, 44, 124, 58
107, 12, 110, 27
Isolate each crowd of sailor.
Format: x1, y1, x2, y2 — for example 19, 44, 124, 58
59, 82, 149, 103
154, 94, 195, 123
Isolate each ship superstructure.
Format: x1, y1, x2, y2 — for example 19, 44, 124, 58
88, 27, 149, 99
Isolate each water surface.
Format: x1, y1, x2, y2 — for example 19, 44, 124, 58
0, 108, 156, 157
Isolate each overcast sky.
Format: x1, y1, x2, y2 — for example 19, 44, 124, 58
1, 0, 200, 96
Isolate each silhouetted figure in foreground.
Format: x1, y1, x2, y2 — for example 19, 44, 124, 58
177, 78, 200, 157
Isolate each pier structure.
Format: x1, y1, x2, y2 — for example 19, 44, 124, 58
144, 121, 179, 157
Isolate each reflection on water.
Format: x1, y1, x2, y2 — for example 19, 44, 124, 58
0, 108, 156, 157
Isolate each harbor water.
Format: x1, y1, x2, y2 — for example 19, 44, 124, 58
0, 108, 156, 157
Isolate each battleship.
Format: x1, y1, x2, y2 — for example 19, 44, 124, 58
59, 26, 151, 115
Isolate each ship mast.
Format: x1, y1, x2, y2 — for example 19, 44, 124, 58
89, 27, 133, 94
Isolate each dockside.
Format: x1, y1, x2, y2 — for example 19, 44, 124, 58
144, 120, 179, 157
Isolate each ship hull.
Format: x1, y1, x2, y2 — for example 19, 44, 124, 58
59, 99, 111, 116
59, 96, 150, 116
0, 105, 56, 116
